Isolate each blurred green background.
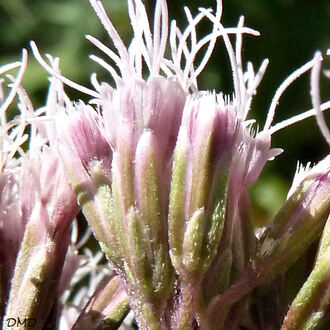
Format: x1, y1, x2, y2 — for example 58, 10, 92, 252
0, 0, 329, 224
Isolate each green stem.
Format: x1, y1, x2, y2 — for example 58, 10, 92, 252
282, 216, 330, 330
135, 300, 164, 330
201, 267, 259, 330
176, 278, 201, 330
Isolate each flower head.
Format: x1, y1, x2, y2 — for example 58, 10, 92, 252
5, 143, 79, 325
0, 53, 30, 314
30, 0, 330, 328
32, 0, 259, 327
256, 155, 330, 276
0, 52, 82, 329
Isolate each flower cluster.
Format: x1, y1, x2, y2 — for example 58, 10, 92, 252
0, 53, 81, 329
0, 0, 329, 329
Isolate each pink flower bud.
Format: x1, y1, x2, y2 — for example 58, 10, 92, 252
55, 103, 112, 191
100, 76, 185, 163
169, 93, 237, 274
0, 169, 24, 314
168, 92, 283, 327
73, 276, 129, 329
92, 74, 186, 328
255, 155, 330, 277
5, 146, 79, 327
55, 104, 117, 258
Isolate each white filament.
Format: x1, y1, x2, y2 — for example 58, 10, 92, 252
0, 49, 28, 127
311, 51, 330, 146
267, 100, 330, 135
30, 41, 99, 98
30, 0, 329, 147
89, 0, 131, 77
264, 59, 315, 131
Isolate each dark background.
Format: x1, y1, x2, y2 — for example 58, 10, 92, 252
1, 0, 329, 224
